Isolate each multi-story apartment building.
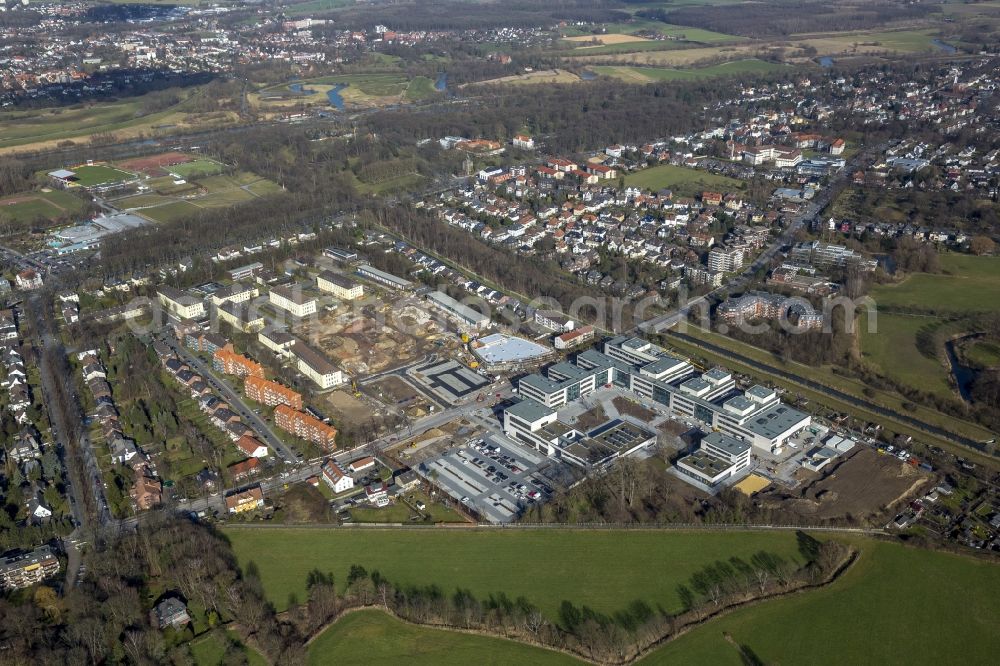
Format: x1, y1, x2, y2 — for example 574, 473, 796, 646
790, 241, 878, 271
269, 284, 317, 318
291, 341, 344, 389
717, 291, 824, 330
213, 348, 265, 378
217, 301, 265, 333
0, 546, 60, 590
157, 286, 205, 319
274, 404, 338, 450
210, 282, 259, 307
244, 375, 303, 410
316, 271, 364, 300
707, 246, 745, 273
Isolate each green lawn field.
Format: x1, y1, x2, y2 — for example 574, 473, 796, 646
860, 312, 953, 399
71, 164, 137, 187
405, 76, 439, 101
167, 158, 225, 179
965, 339, 1000, 368
313, 73, 410, 99
0, 189, 87, 224
137, 200, 200, 223
307, 609, 579, 666
225, 528, 802, 617
624, 163, 745, 197
190, 629, 267, 666
283, 0, 354, 16
869, 254, 1000, 313
639, 540, 1000, 665
566, 20, 739, 44
593, 60, 788, 84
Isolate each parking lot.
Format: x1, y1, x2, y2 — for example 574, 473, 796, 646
423, 434, 560, 523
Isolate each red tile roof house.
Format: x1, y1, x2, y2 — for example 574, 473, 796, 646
228, 457, 260, 482
235, 435, 269, 458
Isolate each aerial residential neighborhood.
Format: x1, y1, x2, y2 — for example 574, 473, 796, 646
0, 0, 998, 663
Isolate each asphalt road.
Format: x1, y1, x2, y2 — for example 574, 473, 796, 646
159, 333, 300, 464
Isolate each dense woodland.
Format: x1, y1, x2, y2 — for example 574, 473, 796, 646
0, 518, 304, 665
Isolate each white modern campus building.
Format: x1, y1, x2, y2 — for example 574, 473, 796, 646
675, 431, 752, 488
505, 336, 810, 456
502, 399, 657, 469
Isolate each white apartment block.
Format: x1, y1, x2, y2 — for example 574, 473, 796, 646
317, 271, 364, 300
269, 285, 317, 318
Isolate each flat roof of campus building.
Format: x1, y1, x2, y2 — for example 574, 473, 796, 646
473, 333, 551, 364
505, 398, 555, 423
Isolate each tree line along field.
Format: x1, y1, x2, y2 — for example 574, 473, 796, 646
624, 163, 745, 197
639, 540, 1000, 665
224, 528, 804, 618
295, 537, 1000, 665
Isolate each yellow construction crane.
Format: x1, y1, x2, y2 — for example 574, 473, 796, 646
351, 380, 361, 397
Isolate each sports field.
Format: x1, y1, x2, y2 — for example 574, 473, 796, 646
0, 189, 86, 224
308, 610, 578, 666
71, 164, 137, 187
639, 540, 1000, 665
224, 528, 802, 616
110, 170, 280, 223
624, 163, 745, 197
167, 157, 225, 179
869, 254, 1000, 313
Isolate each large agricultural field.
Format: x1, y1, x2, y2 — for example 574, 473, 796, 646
593, 59, 788, 83
563, 28, 947, 69
296, 539, 1000, 665
0, 86, 238, 154
224, 528, 804, 617
640, 540, 1000, 665
624, 163, 745, 197
308, 609, 578, 666
472, 69, 581, 87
